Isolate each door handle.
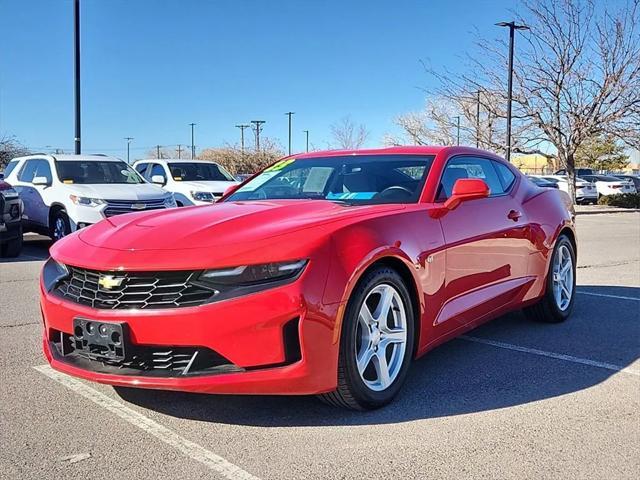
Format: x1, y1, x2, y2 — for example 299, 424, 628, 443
507, 210, 522, 221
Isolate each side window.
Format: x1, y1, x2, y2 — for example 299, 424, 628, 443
134, 163, 148, 177
150, 164, 166, 179
3, 160, 19, 178
437, 156, 505, 201
35, 160, 53, 183
493, 161, 516, 192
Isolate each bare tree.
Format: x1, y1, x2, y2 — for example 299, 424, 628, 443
0, 135, 29, 170
424, 0, 639, 200
330, 116, 369, 149
199, 137, 285, 175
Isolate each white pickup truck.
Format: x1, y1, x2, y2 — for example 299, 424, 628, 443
133, 159, 238, 206
3, 154, 176, 241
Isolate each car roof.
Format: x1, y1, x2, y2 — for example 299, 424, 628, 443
291, 145, 504, 160
134, 158, 219, 164
12, 154, 123, 162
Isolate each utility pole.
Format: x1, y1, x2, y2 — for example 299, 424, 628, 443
303, 130, 309, 152
124, 137, 133, 163
496, 21, 529, 162
235, 124, 250, 154
189, 123, 196, 159
454, 116, 461, 146
285, 112, 295, 155
476, 90, 481, 148
177, 144, 183, 159
250, 120, 265, 152
73, 0, 81, 154
156, 145, 161, 159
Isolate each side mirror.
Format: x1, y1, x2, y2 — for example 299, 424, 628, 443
444, 178, 490, 210
32, 176, 51, 187
223, 184, 240, 197
151, 175, 166, 186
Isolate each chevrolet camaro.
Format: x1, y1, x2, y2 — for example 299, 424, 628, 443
40, 146, 577, 410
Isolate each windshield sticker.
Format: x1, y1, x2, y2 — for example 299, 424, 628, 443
302, 167, 334, 193
173, 177, 183, 181
265, 158, 295, 172
327, 192, 377, 200
63, 179, 74, 184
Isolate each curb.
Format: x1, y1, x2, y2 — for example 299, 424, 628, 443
575, 208, 640, 215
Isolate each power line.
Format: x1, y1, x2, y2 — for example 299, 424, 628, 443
250, 120, 265, 152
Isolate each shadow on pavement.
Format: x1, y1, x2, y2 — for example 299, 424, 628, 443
0, 234, 51, 263
110, 284, 638, 426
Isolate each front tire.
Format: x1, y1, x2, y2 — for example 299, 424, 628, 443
50, 210, 71, 242
319, 267, 415, 410
524, 234, 576, 323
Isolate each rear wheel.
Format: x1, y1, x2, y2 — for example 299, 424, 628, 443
524, 234, 576, 323
319, 267, 415, 410
50, 210, 71, 242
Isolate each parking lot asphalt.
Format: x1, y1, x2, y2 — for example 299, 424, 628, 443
1, 213, 639, 480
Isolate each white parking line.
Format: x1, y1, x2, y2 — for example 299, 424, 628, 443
459, 336, 640, 377
577, 291, 640, 301
33, 365, 260, 480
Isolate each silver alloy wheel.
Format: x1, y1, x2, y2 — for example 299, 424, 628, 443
53, 217, 67, 241
355, 283, 408, 392
552, 244, 574, 311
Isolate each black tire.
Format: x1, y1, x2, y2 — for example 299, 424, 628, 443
0, 225, 23, 257
318, 266, 415, 410
524, 234, 576, 323
49, 210, 71, 242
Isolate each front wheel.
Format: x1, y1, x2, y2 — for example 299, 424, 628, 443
524, 234, 576, 323
50, 210, 71, 242
319, 267, 415, 410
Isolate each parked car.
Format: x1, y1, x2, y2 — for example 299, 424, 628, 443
554, 168, 594, 176
526, 175, 559, 189
133, 159, 238, 206
40, 146, 577, 410
4, 154, 176, 241
580, 174, 637, 197
534, 175, 597, 204
0, 180, 23, 257
611, 174, 640, 191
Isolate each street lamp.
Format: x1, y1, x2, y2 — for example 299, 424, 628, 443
303, 130, 309, 152
454, 116, 461, 146
73, 0, 81, 154
285, 112, 295, 155
124, 137, 133, 163
189, 123, 196, 159
496, 21, 529, 162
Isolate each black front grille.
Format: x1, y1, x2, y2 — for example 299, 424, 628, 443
103, 198, 167, 217
53, 266, 213, 309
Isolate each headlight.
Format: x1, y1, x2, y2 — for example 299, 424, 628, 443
163, 195, 177, 208
42, 258, 69, 291
69, 195, 105, 207
190, 191, 215, 202
194, 260, 308, 301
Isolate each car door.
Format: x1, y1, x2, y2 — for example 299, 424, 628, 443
14, 158, 52, 228
435, 155, 531, 329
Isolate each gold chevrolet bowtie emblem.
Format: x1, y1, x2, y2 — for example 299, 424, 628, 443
98, 275, 124, 290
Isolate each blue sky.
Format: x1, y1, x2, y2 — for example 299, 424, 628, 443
2, 0, 522, 159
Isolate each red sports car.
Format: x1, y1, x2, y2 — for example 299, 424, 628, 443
40, 146, 577, 410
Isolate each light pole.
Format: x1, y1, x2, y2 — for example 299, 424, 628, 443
303, 130, 309, 152
189, 123, 196, 159
476, 90, 481, 148
251, 120, 265, 152
124, 137, 133, 163
235, 124, 250, 154
156, 145, 162, 159
177, 144, 183, 159
496, 21, 529, 162
454, 116, 461, 145
285, 112, 294, 155
73, 0, 81, 154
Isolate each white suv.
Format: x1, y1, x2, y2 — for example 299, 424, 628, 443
133, 159, 238, 206
4, 154, 176, 241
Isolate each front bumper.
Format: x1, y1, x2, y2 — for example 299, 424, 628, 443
40, 273, 340, 395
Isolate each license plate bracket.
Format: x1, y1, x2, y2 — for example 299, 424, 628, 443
72, 318, 127, 361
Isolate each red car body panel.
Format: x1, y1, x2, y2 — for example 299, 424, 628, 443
40, 146, 575, 394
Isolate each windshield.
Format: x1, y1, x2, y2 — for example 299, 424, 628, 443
168, 162, 234, 182
56, 160, 145, 184
225, 155, 435, 204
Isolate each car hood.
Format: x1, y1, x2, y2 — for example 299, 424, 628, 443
174, 180, 238, 192
77, 200, 404, 252
65, 183, 168, 200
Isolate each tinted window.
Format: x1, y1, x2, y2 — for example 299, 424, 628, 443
437, 156, 504, 201
149, 164, 166, 179
3, 160, 19, 178
493, 161, 516, 191
225, 155, 435, 204
168, 162, 235, 181
134, 163, 148, 177
55, 160, 144, 184
18, 159, 52, 183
